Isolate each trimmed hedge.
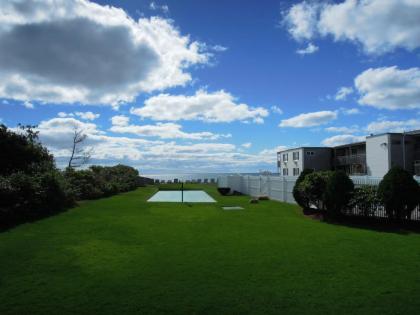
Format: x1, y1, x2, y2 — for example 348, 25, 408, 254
377, 166, 419, 220
324, 171, 354, 217
292, 169, 314, 210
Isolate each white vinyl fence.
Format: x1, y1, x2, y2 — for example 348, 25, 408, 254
217, 175, 401, 204
217, 175, 298, 203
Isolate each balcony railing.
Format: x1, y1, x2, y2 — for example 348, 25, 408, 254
335, 154, 366, 166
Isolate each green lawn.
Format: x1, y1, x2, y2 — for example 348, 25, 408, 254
1, 184, 420, 314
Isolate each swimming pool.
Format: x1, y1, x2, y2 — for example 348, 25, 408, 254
147, 190, 216, 203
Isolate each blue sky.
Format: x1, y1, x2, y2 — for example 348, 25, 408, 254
0, 0, 419, 174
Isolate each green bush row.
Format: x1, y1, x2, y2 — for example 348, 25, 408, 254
0, 125, 141, 229
293, 167, 420, 220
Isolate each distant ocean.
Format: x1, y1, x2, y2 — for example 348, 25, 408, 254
142, 172, 266, 182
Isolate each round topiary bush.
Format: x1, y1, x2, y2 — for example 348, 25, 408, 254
324, 170, 354, 217
293, 169, 314, 209
299, 171, 332, 210
377, 166, 419, 220
217, 187, 230, 195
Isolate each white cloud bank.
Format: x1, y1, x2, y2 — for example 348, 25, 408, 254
131, 90, 269, 123
366, 119, 420, 134
355, 66, 420, 110
279, 110, 337, 128
58, 111, 100, 120
283, 0, 420, 55
33, 117, 284, 172
109, 115, 231, 140
0, 0, 213, 106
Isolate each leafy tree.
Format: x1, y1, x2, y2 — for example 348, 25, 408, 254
0, 125, 72, 229
324, 171, 354, 216
293, 169, 314, 209
377, 166, 419, 220
0, 124, 54, 176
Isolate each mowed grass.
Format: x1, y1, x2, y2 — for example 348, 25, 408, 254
1, 184, 420, 314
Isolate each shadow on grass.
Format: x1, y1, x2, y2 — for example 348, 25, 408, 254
302, 208, 420, 235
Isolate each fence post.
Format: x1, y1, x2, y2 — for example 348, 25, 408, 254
282, 176, 285, 202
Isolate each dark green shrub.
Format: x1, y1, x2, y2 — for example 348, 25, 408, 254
64, 164, 140, 201
349, 186, 380, 217
293, 169, 314, 209
0, 124, 54, 176
0, 125, 73, 229
63, 168, 104, 200
377, 166, 419, 220
324, 171, 354, 216
218, 187, 230, 195
299, 171, 333, 210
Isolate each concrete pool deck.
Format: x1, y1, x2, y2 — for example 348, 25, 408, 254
147, 190, 216, 203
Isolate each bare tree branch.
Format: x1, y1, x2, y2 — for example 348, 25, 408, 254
68, 128, 92, 168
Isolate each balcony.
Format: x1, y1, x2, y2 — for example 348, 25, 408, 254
335, 154, 366, 166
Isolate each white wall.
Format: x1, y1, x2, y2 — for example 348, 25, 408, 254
366, 134, 390, 177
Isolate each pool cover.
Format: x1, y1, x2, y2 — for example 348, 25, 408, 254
147, 190, 216, 203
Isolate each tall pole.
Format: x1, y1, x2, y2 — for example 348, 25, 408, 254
181, 182, 184, 203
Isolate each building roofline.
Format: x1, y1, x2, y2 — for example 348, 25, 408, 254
277, 146, 331, 153
276, 128, 420, 154
332, 141, 366, 149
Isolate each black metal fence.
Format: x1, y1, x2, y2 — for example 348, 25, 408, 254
342, 205, 420, 222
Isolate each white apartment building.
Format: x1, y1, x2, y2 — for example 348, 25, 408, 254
277, 130, 420, 177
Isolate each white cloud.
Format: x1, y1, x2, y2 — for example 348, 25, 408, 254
131, 89, 269, 123
0, 1, 210, 106
341, 107, 360, 115
111, 115, 130, 127
322, 134, 366, 147
270, 106, 283, 114
296, 43, 319, 55
75, 111, 100, 120
109, 116, 231, 140
149, 2, 169, 13
57, 112, 70, 118
366, 119, 420, 134
334, 86, 353, 101
283, 1, 320, 41
355, 66, 420, 110
259, 145, 288, 156
23, 100, 34, 109
279, 110, 337, 128
241, 142, 252, 149
57, 111, 99, 120
283, 0, 420, 55
212, 45, 228, 52
325, 126, 359, 134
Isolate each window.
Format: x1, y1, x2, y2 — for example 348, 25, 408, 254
293, 168, 300, 176
293, 151, 299, 160
282, 153, 288, 161
306, 151, 314, 156
282, 168, 288, 176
